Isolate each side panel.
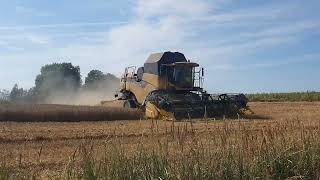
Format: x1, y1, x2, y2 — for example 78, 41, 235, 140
125, 78, 157, 104
142, 73, 167, 89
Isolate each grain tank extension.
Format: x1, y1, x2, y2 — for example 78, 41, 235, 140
113, 51, 252, 120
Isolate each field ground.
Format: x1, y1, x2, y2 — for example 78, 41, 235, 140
0, 102, 320, 179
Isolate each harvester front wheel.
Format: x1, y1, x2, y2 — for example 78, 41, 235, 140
123, 100, 137, 109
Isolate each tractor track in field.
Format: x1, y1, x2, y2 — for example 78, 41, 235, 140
0, 133, 151, 144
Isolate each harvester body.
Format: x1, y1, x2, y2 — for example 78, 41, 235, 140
115, 51, 251, 120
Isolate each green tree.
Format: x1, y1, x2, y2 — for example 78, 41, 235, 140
9, 84, 24, 103
85, 70, 105, 85
105, 73, 119, 82
34, 63, 82, 101
24, 87, 36, 103
84, 70, 119, 90
0, 89, 10, 103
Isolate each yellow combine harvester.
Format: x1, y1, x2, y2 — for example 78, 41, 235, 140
109, 51, 252, 120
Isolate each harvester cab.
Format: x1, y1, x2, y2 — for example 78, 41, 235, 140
160, 61, 200, 90
115, 51, 252, 120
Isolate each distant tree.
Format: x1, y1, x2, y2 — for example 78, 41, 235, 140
0, 89, 10, 103
84, 70, 119, 90
24, 87, 37, 103
9, 84, 25, 103
105, 73, 119, 83
85, 70, 106, 85
34, 63, 82, 101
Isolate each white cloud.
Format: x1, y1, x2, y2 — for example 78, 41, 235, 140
2, 1, 309, 64
0, 0, 318, 90
240, 21, 320, 38
0, 39, 6, 45
15, 6, 53, 17
211, 52, 320, 71
203, 3, 298, 24
58, 0, 222, 71
0, 0, 219, 89
252, 53, 320, 68
0, 22, 129, 31
88, 0, 309, 69
211, 36, 297, 58
0, 33, 52, 46
134, 0, 211, 19
26, 34, 51, 44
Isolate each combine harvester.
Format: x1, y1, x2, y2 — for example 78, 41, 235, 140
103, 51, 253, 120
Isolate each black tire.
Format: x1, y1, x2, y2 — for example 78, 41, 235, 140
123, 100, 137, 109
218, 94, 229, 101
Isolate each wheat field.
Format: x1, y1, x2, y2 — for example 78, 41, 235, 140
0, 104, 141, 122
0, 102, 319, 179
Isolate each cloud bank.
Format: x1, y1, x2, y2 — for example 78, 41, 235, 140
0, 0, 319, 92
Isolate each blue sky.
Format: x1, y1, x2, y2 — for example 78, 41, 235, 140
0, 0, 319, 93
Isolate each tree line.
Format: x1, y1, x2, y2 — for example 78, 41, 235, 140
246, 91, 320, 102
0, 62, 119, 104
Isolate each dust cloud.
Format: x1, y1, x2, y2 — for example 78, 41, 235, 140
42, 78, 119, 106
44, 89, 117, 106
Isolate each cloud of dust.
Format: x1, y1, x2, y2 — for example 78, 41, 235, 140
40, 75, 119, 106
44, 87, 118, 105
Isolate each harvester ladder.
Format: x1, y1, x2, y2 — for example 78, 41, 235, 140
193, 67, 204, 89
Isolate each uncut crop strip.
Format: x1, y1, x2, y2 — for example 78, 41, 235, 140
0, 104, 142, 122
